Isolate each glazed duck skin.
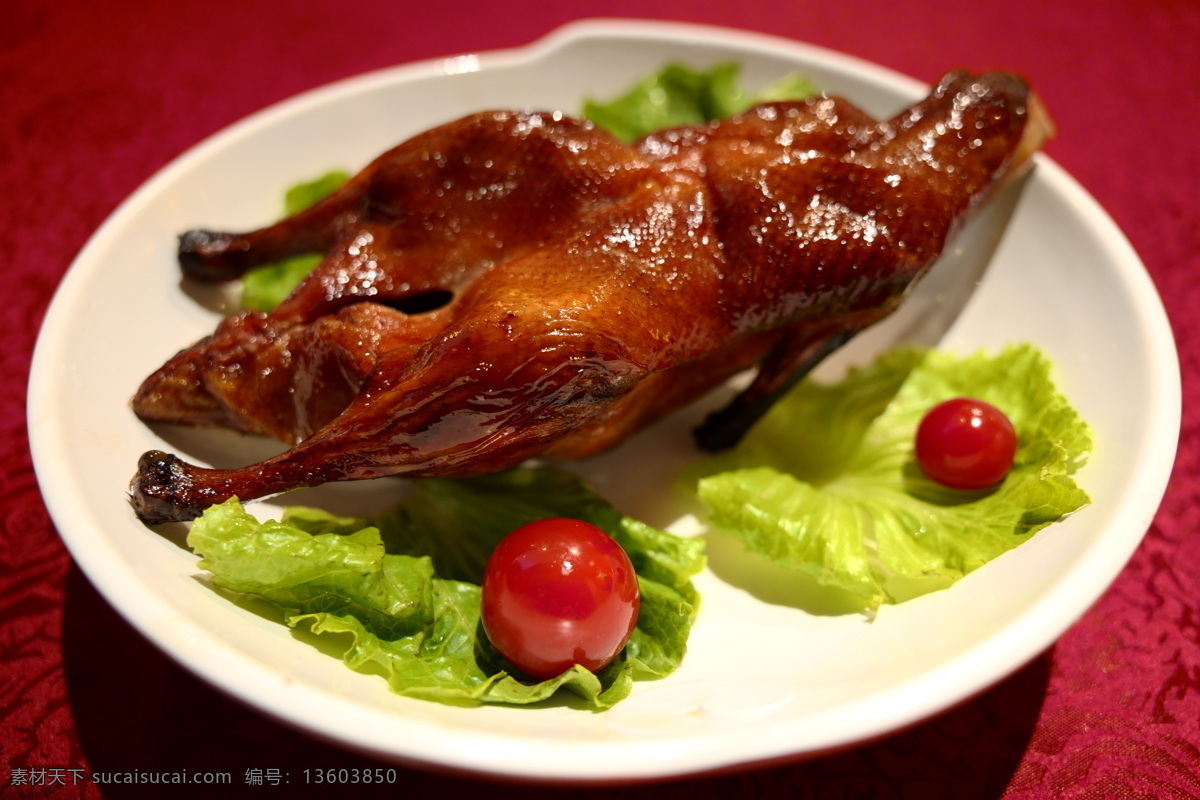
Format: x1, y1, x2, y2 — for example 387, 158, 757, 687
130, 71, 1052, 524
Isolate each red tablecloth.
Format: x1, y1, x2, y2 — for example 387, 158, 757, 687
4, 0, 1197, 796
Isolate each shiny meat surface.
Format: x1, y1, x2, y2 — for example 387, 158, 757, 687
130, 71, 1052, 524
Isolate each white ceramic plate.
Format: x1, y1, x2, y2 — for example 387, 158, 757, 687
28, 19, 1180, 782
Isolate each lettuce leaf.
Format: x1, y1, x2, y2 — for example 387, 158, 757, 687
187, 466, 704, 709
583, 61, 818, 142
239, 170, 349, 311
682, 344, 1092, 612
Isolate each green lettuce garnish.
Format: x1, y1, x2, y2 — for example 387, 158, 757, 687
583, 61, 818, 142
682, 344, 1092, 612
187, 466, 703, 709
239, 170, 350, 311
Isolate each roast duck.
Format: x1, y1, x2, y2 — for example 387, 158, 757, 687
130, 70, 1052, 524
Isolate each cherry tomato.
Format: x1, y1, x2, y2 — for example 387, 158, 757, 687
480, 518, 640, 680
914, 397, 1018, 490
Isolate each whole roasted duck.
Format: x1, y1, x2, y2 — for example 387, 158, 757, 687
131, 70, 1052, 524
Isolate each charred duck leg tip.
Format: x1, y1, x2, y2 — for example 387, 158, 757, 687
178, 230, 251, 281
695, 329, 857, 452
129, 449, 205, 525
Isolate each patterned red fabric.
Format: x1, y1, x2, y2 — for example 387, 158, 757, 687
3, 0, 1198, 796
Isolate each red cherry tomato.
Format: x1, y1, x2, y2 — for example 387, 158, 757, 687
914, 397, 1018, 490
480, 518, 640, 680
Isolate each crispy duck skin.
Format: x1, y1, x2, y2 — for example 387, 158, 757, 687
130, 71, 1052, 524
